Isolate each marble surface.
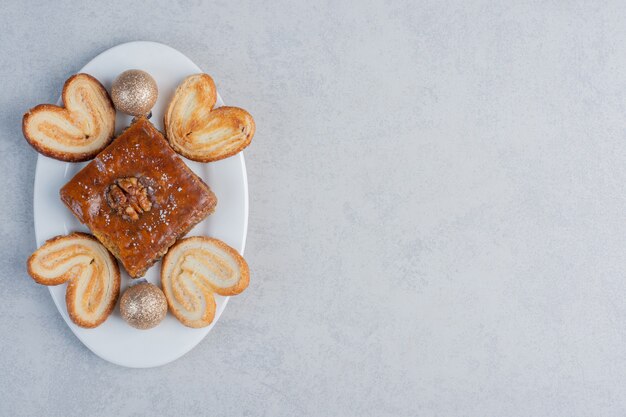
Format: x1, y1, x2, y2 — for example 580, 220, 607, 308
2, 1, 626, 416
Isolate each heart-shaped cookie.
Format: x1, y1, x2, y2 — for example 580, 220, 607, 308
27, 232, 120, 328
161, 236, 249, 328
22, 73, 116, 162
164, 73, 255, 162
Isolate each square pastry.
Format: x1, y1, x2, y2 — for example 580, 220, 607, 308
60, 117, 217, 277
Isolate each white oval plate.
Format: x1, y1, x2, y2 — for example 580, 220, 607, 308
32, 41, 248, 368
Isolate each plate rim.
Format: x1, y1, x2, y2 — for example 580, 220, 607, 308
32, 40, 249, 368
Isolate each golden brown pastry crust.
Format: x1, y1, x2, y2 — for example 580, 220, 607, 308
27, 232, 120, 328
164, 74, 255, 162
60, 117, 217, 278
22, 73, 116, 162
161, 236, 249, 328
27, 233, 79, 286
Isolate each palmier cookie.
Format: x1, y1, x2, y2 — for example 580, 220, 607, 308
23, 73, 116, 162
27, 233, 120, 328
161, 236, 249, 328
164, 74, 255, 162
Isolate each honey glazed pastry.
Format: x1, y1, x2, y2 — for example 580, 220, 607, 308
60, 117, 217, 278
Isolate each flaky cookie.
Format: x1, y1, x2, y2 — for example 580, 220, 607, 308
23, 73, 116, 162
27, 233, 120, 328
164, 74, 255, 162
161, 236, 249, 328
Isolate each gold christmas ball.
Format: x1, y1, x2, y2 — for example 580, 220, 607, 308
111, 69, 158, 116
120, 282, 167, 330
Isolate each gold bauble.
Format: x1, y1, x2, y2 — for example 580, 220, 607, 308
120, 282, 167, 330
111, 70, 158, 116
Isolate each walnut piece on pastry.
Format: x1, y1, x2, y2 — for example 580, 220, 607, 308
22, 73, 116, 162
27, 232, 120, 328
164, 73, 255, 162
161, 236, 249, 328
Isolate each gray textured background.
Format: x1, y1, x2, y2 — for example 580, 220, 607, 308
2, 1, 626, 416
